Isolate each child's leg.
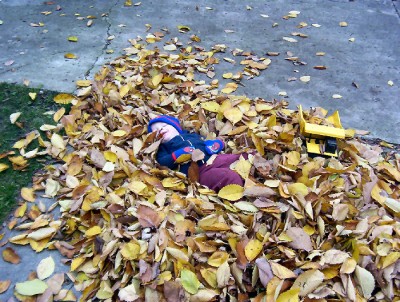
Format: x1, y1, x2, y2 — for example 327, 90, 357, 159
198, 167, 243, 192
206, 153, 250, 169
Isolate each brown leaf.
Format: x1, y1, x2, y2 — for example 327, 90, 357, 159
286, 227, 313, 252
137, 205, 161, 228
243, 185, 276, 197
164, 281, 186, 302
0, 280, 11, 294
2, 247, 21, 264
188, 161, 199, 183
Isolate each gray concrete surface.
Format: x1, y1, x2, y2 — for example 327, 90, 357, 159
0, 0, 399, 144
0, 195, 78, 300
0, 0, 400, 300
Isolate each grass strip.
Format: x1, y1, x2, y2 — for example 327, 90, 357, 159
0, 82, 62, 223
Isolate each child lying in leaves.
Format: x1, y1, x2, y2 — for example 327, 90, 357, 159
148, 115, 252, 192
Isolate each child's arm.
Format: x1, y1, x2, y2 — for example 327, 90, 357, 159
204, 139, 225, 155
156, 146, 194, 168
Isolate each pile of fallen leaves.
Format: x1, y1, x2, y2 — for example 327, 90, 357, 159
4, 42, 400, 301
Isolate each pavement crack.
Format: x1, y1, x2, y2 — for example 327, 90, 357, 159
84, 0, 119, 78
392, 0, 400, 19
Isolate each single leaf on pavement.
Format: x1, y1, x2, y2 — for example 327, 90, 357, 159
2, 247, 21, 264
0, 280, 11, 294
37, 256, 55, 280
15, 279, 48, 296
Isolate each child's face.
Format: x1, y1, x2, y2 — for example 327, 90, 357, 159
151, 122, 180, 142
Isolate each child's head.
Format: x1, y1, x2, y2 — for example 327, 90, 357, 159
148, 115, 182, 142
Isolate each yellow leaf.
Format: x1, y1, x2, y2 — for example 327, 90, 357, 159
287, 183, 309, 196
276, 288, 300, 302
76, 80, 91, 87
255, 103, 273, 112
270, 262, 297, 279
223, 72, 233, 79
54, 93, 75, 104
233, 157, 251, 179
128, 180, 147, 194
177, 25, 191, 32
382, 252, 400, 269
68, 36, 78, 42
221, 82, 238, 94
151, 73, 163, 87
15, 279, 48, 296
21, 187, 35, 202
51, 133, 65, 150
53, 107, 66, 122
14, 202, 27, 217
292, 270, 324, 296
28, 92, 37, 100
218, 184, 244, 201
112, 130, 127, 137
64, 53, 77, 59
119, 85, 130, 97
201, 101, 220, 112
166, 247, 189, 263
0, 163, 9, 173
86, 226, 102, 237
286, 150, 300, 166
200, 268, 217, 288
9, 156, 28, 166
244, 239, 263, 261
104, 151, 118, 162
29, 237, 50, 253
224, 107, 243, 125
71, 256, 85, 271
371, 184, 386, 205
181, 269, 200, 294
208, 251, 229, 267
120, 242, 141, 260
339, 21, 348, 27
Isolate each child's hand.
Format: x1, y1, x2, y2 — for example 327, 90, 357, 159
172, 146, 194, 163
204, 139, 224, 155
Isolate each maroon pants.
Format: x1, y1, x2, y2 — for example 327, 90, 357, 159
199, 153, 250, 192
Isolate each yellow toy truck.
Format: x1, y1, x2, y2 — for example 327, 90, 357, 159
298, 105, 346, 157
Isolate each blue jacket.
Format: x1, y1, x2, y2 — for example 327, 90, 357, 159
156, 131, 224, 175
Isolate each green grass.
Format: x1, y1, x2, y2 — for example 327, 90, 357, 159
0, 82, 65, 223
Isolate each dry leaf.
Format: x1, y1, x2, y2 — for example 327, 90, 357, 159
37, 256, 55, 280
181, 269, 200, 294
15, 279, 48, 296
218, 184, 244, 201
2, 247, 21, 264
10, 112, 22, 124
0, 280, 11, 294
